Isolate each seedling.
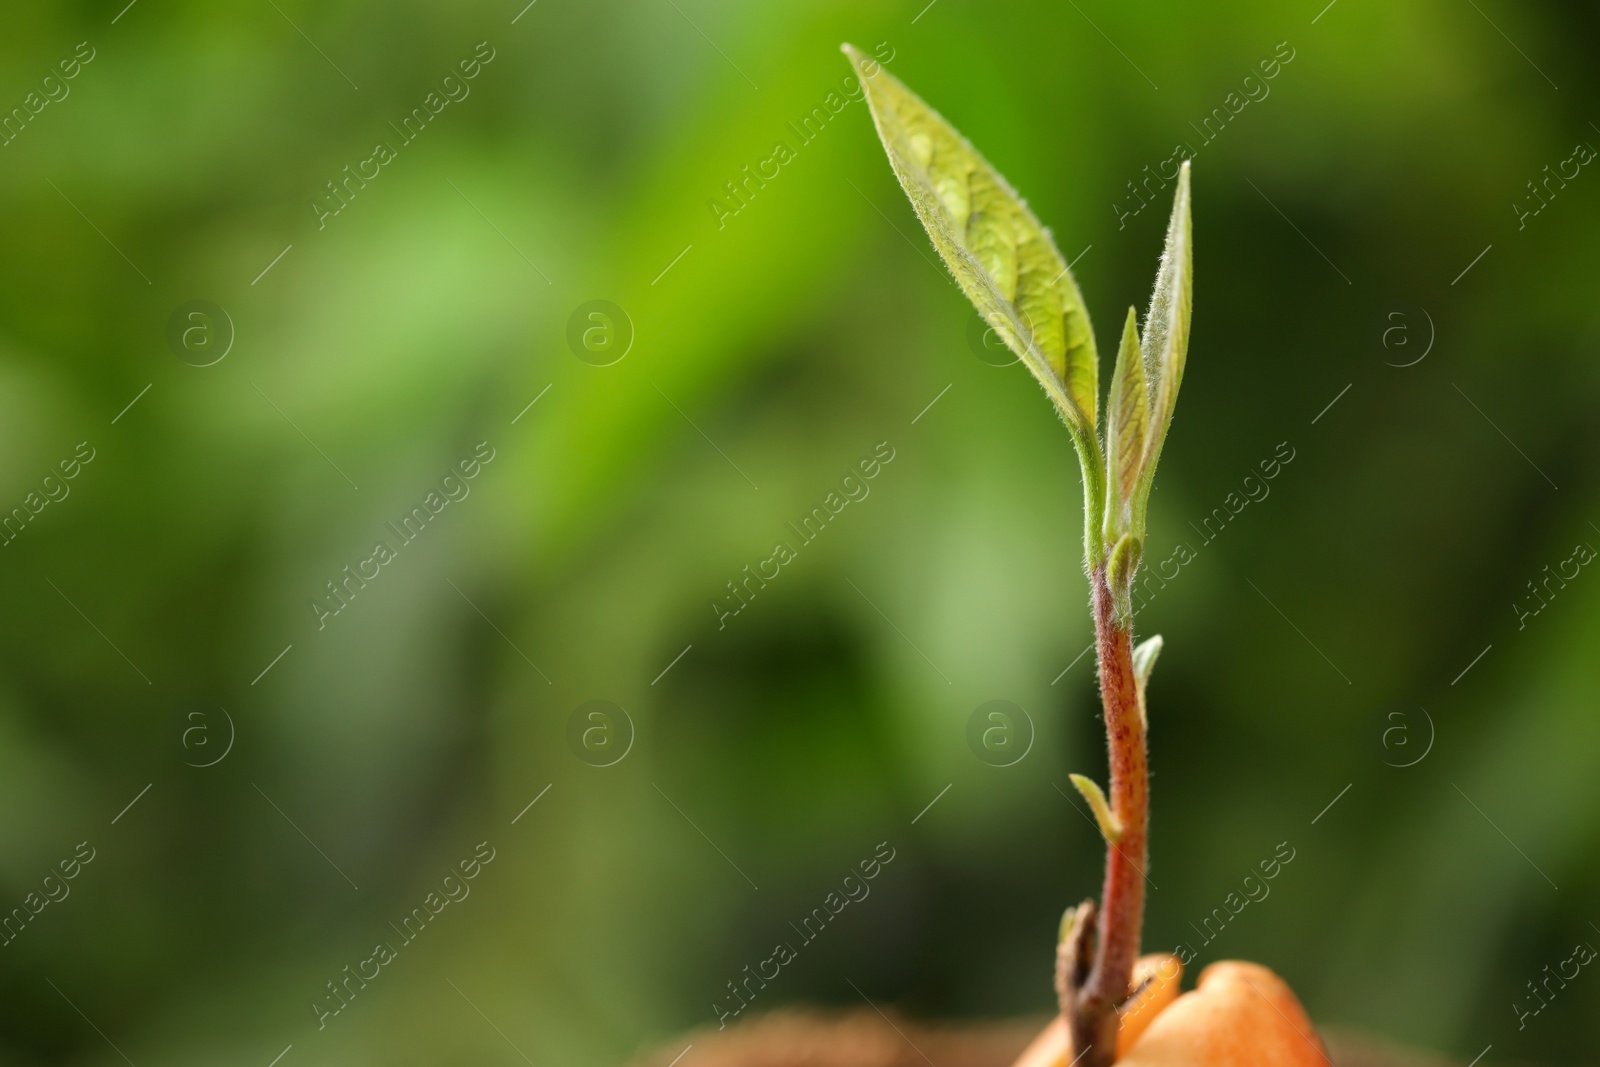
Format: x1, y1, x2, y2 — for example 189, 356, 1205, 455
843, 45, 1325, 1066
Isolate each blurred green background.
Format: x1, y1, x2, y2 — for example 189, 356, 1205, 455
1, 0, 1597, 1063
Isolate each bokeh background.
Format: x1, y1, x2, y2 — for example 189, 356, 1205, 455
1, 0, 1597, 1063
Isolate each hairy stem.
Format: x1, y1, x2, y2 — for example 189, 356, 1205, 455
1069, 431, 1107, 567
1069, 564, 1149, 1067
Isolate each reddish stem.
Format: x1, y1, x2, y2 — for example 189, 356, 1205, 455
1069, 564, 1149, 1067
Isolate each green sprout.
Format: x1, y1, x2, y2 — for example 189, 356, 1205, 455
843, 44, 1193, 1067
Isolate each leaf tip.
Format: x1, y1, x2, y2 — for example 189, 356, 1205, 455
1132, 634, 1163, 690
1069, 773, 1124, 844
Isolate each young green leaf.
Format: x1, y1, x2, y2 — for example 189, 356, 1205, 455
1129, 162, 1193, 536
1058, 899, 1093, 946
1069, 773, 1123, 844
1106, 532, 1142, 621
1131, 634, 1163, 730
842, 44, 1099, 444
1104, 307, 1148, 537
1132, 634, 1163, 691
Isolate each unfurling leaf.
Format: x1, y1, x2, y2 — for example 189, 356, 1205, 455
1069, 773, 1123, 844
1128, 162, 1193, 537
1054, 898, 1096, 1016
1132, 634, 1163, 691
1058, 899, 1094, 946
1105, 307, 1148, 532
1106, 532, 1142, 621
842, 44, 1099, 448
1131, 633, 1163, 730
